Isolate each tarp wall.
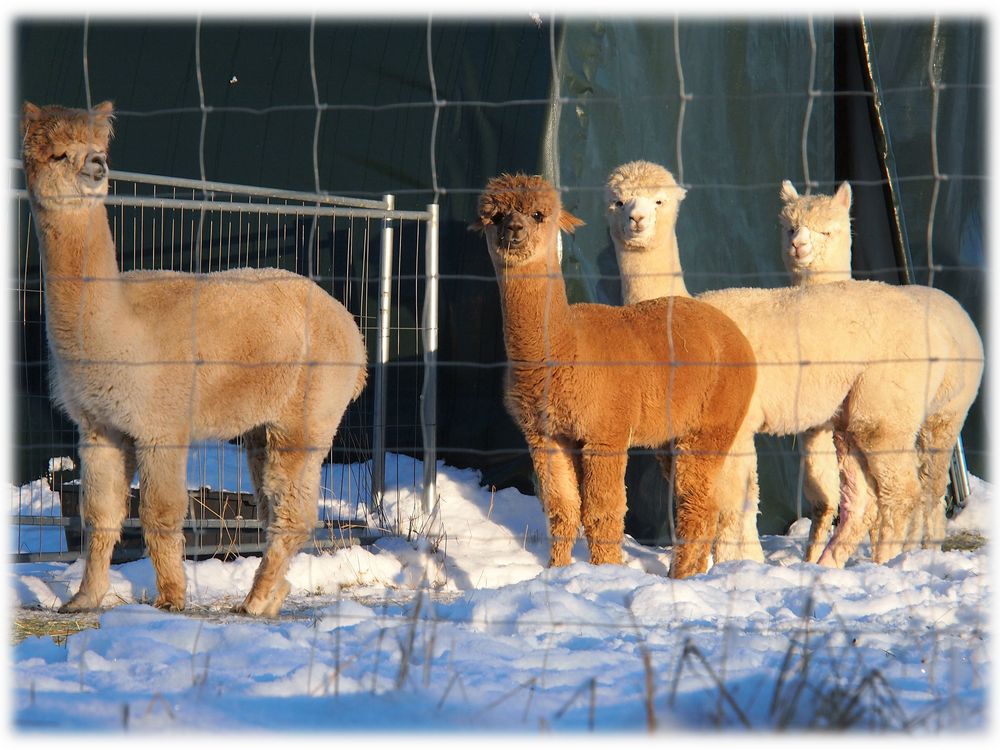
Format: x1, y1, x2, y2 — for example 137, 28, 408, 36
13, 16, 987, 541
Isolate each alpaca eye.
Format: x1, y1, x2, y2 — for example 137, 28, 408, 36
492, 212, 504, 225
532, 212, 545, 223
49, 152, 68, 162
615, 200, 624, 208
655, 200, 663, 206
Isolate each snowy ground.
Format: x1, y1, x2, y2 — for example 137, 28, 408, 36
8, 448, 992, 733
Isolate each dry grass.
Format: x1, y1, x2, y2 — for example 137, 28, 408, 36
13, 609, 100, 646
942, 530, 987, 552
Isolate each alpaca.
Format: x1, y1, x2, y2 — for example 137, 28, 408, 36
779, 180, 984, 566
605, 160, 975, 566
605, 161, 690, 302
22, 101, 367, 617
471, 173, 758, 577
605, 161, 762, 562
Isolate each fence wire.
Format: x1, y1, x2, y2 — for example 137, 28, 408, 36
9, 14, 988, 731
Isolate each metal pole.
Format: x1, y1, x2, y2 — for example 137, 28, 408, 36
421, 203, 440, 515
372, 194, 395, 517
948, 433, 972, 514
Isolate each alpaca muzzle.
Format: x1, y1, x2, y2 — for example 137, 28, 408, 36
788, 227, 815, 264
83, 151, 108, 183
499, 215, 528, 248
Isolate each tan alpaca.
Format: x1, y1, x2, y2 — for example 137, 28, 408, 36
779, 180, 984, 566
606, 161, 690, 302
471, 173, 757, 577
22, 102, 367, 617
606, 159, 974, 566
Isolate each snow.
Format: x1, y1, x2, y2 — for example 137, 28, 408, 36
8, 446, 993, 733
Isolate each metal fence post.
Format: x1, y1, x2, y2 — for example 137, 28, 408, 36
421, 203, 439, 514
372, 194, 395, 517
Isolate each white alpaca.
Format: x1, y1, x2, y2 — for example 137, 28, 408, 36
605, 160, 981, 566
22, 101, 367, 617
779, 180, 984, 566
605, 161, 690, 302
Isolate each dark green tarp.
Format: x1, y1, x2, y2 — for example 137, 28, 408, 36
13, 16, 987, 540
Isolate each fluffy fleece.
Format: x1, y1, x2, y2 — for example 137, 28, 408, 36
21, 101, 367, 617
605, 160, 978, 566
779, 180, 984, 566
471, 173, 758, 577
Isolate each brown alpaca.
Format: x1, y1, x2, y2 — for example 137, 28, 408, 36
471, 174, 757, 577
21, 101, 367, 617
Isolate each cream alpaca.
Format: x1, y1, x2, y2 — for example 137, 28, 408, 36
605, 161, 690, 302
606, 160, 968, 565
22, 102, 367, 617
472, 173, 758, 577
779, 180, 983, 566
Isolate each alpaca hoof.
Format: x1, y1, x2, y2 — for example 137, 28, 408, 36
154, 596, 185, 612
235, 575, 292, 617
58, 593, 103, 613
233, 597, 282, 618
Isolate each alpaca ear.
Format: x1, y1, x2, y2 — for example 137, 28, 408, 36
834, 181, 852, 209
21, 102, 41, 137
780, 180, 799, 202
468, 218, 486, 233
92, 101, 116, 134
558, 210, 585, 234
675, 185, 688, 203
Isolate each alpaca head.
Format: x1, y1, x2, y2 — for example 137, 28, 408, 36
605, 161, 686, 249
778, 180, 853, 285
21, 101, 115, 210
470, 173, 584, 268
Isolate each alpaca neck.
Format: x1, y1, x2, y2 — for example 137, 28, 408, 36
33, 203, 132, 358
615, 220, 689, 303
494, 255, 572, 364
792, 266, 853, 287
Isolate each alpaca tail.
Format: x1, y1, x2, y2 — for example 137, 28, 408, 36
352, 351, 368, 402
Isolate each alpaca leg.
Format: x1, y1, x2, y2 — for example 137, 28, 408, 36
849, 424, 921, 564
801, 424, 841, 563
916, 416, 963, 551
60, 424, 135, 612
713, 429, 764, 563
670, 435, 724, 579
817, 433, 872, 567
580, 441, 628, 565
136, 442, 190, 611
244, 426, 270, 526
527, 434, 583, 567
237, 427, 325, 617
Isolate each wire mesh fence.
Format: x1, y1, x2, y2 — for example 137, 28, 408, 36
8, 13, 989, 732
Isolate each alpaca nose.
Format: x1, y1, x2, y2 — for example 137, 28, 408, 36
503, 215, 527, 244
628, 208, 647, 230
84, 151, 108, 181
790, 228, 812, 257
